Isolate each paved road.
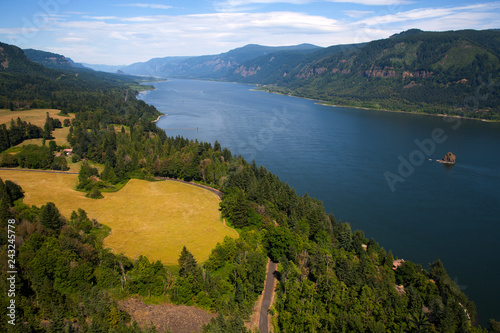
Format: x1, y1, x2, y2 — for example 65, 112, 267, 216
153, 176, 223, 199
259, 261, 277, 333
0, 168, 78, 175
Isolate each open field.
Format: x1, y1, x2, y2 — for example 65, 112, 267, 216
16, 126, 71, 147
0, 169, 237, 264
0, 109, 74, 147
0, 108, 74, 127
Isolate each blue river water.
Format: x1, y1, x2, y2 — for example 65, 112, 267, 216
139, 79, 500, 325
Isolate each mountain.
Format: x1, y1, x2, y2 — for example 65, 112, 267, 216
245, 29, 500, 119
23, 48, 87, 70
0, 42, 54, 74
224, 42, 365, 84
119, 56, 191, 77
0, 41, 157, 112
119, 43, 321, 78
82, 63, 125, 73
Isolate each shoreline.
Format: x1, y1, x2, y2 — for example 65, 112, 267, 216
153, 113, 166, 123
257, 87, 500, 123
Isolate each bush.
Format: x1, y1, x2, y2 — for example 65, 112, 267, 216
51, 156, 69, 171
16, 145, 52, 169
0, 153, 19, 167
87, 187, 103, 199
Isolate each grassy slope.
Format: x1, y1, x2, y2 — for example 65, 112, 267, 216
0, 169, 238, 264
0, 108, 75, 146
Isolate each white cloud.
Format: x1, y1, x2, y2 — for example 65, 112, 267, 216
215, 0, 413, 12
343, 10, 373, 18
31, 11, 349, 63
357, 7, 453, 26
55, 36, 87, 43
356, 2, 500, 27
121, 16, 161, 22
2, 2, 499, 65
117, 3, 172, 10
85, 16, 120, 20
328, 0, 412, 4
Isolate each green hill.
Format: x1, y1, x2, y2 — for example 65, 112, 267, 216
0, 42, 159, 119
23, 48, 87, 70
234, 29, 500, 119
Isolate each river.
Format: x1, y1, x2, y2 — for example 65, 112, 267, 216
139, 78, 500, 325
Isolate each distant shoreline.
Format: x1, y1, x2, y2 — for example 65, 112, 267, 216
257, 87, 500, 123
153, 114, 166, 123
136, 81, 167, 124
144, 80, 499, 123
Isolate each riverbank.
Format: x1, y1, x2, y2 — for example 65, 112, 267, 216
153, 113, 167, 123
257, 86, 500, 123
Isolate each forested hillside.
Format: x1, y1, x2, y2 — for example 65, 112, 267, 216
23, 48, 85, 70
231, 29, 500, 119
1, 41, 499, 332
0, 42, 158, 118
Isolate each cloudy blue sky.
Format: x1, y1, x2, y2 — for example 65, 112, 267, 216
1, 0, 499, 65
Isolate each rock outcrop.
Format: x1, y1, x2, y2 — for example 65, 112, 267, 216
438, 152, 456, 164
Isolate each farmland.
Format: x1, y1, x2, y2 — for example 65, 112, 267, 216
0, 169, 237, 264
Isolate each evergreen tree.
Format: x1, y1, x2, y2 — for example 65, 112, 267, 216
4, 179, 24, 204
39, 202, 64, 231
0, 124, 10, 152
219, 188, 249, 229
0, 178, 12, 223
178, 246, 198, 278
43, 112, 54, 140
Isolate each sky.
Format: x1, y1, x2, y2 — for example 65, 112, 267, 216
1, 0, 499, 65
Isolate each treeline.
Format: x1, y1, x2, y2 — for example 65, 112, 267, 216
0, 112, 65, 153
0, 118, 43, 152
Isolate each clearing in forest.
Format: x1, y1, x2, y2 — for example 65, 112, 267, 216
0, 169, 238, 264
0, 108, 74, 146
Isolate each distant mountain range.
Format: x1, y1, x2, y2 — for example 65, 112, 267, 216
118, 43, 322, 78
5, 28, 500, 119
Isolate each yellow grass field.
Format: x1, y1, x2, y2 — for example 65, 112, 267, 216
0, 109, 74, 147
0, 170, 238, 264
0, 109, 74, 127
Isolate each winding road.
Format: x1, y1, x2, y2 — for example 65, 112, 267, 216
259, 261, 277, 333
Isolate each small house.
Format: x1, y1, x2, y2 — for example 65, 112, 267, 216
392, 259, 405, 270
